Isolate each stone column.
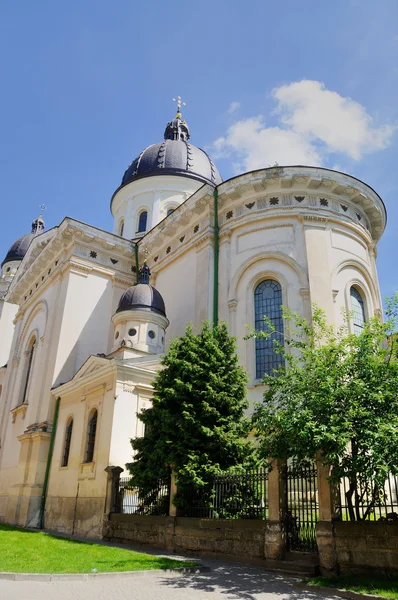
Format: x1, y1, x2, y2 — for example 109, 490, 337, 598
264, 459, 287, 560
104, 466, 124, 516
316, 455, 338, 573
169, 472, 178, 517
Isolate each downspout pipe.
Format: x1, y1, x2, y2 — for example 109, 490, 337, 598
134, 242, 140, 284
213, 187, 219, 328
38, 396, 60, 529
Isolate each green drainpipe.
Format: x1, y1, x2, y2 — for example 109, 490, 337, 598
38, 396, 60, 529
213, 187, 219, 328
134, 242, 140, 284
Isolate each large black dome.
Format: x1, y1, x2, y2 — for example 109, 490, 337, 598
116, 284, 166, 317
1, 215, 45, 268
119, 110, 222, 189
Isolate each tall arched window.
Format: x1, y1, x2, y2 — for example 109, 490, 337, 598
20, 337, 36, 405
137, 211, 148, 233
119, 219, 124, 237
84, 409, 98, 463
62, 418, 73, 467
350, 287, 366, 335
254, 280, 284, 378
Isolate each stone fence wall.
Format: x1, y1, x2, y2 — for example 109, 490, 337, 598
103, 514, 269, 564
104, 514, 398, 573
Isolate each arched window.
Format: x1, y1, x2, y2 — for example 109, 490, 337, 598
167, 208, 175, 216
350, 287, 366, 335
254, 280, 284, 378
119, 219, 124, 237
61, 418, 73, 467
137, 211, 148, 233
20, 337, 36, 405
84, 409, 98, 463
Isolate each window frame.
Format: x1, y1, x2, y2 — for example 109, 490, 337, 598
84, 408, 98, 464
19, 336, 36, 406
137, 210, 148, 233
350, 285, 366, 335
61, 417, 74, 468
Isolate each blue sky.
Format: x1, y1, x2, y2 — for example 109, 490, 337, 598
1, 1, 398, 299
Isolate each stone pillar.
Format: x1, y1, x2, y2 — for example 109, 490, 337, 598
169, 472, 178, 517
104, 466, 124, 516
264, 459, 287, 560
316, 455, 338, 574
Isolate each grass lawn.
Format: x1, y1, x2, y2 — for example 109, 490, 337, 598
307, 575, 398, 599
0, 524, 198, 574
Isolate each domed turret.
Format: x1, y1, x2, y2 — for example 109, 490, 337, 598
111, 263, 169, 357
1, 212, 45, 279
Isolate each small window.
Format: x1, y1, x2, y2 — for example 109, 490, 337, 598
129, 328, 137, 337
350, 287, 366, 335
148, 330, 155, 339
167, 208, 175, 216
84, 409, 98, 463
137, 211, 148, 233
119, 220, 124, 237
62, 418, 73, 467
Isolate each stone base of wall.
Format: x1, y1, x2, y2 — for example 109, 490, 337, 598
104, 514, 269, 565
333, 521, 398, 575
45, 496, 105, 539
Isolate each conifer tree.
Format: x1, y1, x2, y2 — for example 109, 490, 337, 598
127, 321, 252, 507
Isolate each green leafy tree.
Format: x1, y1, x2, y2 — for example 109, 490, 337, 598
127, 321, 253, 511
251, 296, 398, 521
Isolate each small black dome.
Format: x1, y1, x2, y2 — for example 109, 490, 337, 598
2, 233, 36, 268
116, 284, 166, 317
1, 214, 46, 268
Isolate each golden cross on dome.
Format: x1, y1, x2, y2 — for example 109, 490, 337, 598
172, 96, 186, 117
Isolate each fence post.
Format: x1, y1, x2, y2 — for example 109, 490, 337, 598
316, 454, 338, 573
264, 458, 287, 561
104, 466, 124, 515
169, 471, 178, 517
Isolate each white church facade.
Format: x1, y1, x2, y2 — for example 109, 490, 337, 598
0, 105, 386, 537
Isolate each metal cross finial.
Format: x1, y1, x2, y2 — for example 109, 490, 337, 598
39, 203, 47, 215
172, 96, 186, 113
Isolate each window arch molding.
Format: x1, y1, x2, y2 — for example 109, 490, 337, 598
18, 333, 37, 406
118, 218, 125, 237
165, 204, 178, 217
15, 300, 48, 360
335, 260, 377, 311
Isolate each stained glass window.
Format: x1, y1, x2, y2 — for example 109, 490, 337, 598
255, 280, 284, 378
350, 287, 366, 335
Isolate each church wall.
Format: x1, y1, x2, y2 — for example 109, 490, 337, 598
0, 300, 18, 368
45, 376, 115, 538
111, 175, 201, 239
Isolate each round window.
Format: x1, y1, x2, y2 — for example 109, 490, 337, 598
148, 330, 156, 339
115, 331, 119, 339
129, 328, 137, 337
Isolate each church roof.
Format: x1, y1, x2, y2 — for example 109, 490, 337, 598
119, 107, 222, 190
1, 214, 45, 268
116, 263, 166, 317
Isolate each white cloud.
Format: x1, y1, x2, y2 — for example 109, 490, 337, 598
227, 101, 240, 114
211, 80, 396, 171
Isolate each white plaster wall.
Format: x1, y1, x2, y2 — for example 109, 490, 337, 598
111, 175, 202, 239
0, 301, 18, 367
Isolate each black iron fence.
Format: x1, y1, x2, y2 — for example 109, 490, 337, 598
182, 467, 269, 519
284, 461, 319, 553
338, 473, 398, 522
116, 476, 170, 516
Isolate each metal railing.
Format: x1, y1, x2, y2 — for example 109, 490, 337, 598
284, 461, 319, 553
338, 473, 398, 521
116, 476, 170, 516
182, 467, 269, 519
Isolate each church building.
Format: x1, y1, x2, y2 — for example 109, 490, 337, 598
0, 103, 386, 537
